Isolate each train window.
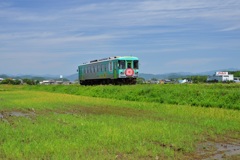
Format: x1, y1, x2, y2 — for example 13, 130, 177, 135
98, 65, 100, 72
95, 66, 97, 72
127, 62, 131, 68
102, 65, 104, 72
134, 60, 139, 69
109, 61, 113, 72
118, 60, 125, 69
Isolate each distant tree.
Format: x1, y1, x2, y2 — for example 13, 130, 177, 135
23, 79, 35, 85
0, 79, 23, 85
190, 76, 207, 83
137, 77, 145, 84
151, 78, 158, 81
0, 79, 15, 84
13, 79, 22, 85
229, 71, 240, 77
35, 80, 40, 84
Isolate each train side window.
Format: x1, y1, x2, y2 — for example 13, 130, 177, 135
134, 60, 139, 69
102, 65, 104, 72
109, 61, 113, 72
95, 66, 97, 72
98, 65, 100, 72
118, 60, 125, 69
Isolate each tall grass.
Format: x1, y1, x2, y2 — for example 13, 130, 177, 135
21, 83, 240, 110
0, 86, 240, 159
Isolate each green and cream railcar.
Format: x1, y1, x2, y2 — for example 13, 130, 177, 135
77, 56, 139, 85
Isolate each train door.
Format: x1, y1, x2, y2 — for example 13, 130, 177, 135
113, 61, 117, 79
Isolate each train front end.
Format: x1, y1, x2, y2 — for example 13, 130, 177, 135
116, 56, 139, 84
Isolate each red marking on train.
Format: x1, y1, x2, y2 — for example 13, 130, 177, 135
125, 68, 134, 76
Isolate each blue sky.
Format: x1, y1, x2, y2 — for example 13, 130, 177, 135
0, 0, 240, 76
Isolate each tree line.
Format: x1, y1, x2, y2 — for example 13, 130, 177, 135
0, 79, 39, 85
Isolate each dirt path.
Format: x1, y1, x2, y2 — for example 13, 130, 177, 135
194, 140, 240, 160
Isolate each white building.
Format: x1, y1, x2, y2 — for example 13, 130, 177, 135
40, 80, 55, 85
207, 72, 234, 82
178, 79, 189, 84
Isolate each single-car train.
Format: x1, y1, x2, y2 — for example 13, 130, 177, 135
77, 56, 139, 85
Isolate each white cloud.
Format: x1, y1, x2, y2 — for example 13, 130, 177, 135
0, 32, 54, 40
36, 34, 113, 44
219, 25, 240, 32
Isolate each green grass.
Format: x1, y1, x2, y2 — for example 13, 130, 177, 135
22, 83, 240, 110
0, 85, 240, 159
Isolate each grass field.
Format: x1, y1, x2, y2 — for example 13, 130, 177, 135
0, 85, 240, 159
23, 83, 240, 110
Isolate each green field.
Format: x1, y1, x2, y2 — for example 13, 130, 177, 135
23, 83, 240, 110
0, 84, 240, 159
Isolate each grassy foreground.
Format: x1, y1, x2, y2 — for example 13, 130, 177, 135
0, 85, 240, 159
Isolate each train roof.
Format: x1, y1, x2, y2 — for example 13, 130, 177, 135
80, 56, 138, 66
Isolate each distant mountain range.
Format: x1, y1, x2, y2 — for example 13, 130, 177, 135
1, 68, 239, 81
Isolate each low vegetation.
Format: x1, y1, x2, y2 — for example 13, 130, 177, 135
22, 83, 240, 110
0, 85, 240, 159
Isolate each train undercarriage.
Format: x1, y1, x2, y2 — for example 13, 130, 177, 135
80, 78, 137, 85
